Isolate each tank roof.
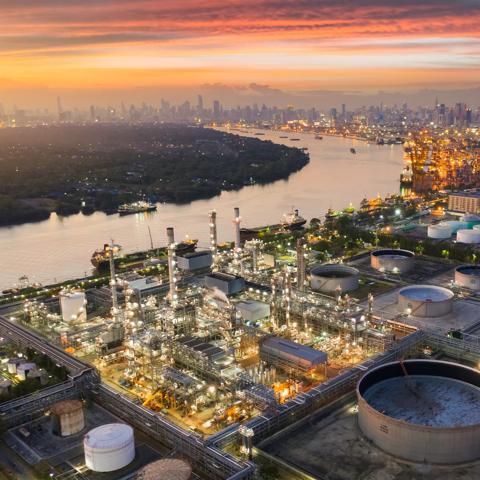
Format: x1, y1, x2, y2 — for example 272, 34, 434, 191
137, 459, 191, 480
49, 399, 83, 415
371, 248, 414, 258
310, 264, 359, 278
84, 423, 133, 449
456, 265, 480, 276
399, 285, 453, 302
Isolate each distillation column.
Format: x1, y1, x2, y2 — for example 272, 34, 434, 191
108, 240, 120, 322
296, 238, 306, 292
166, 227, 178, 306
233, 207, 242, 273
209, 210, 218, 270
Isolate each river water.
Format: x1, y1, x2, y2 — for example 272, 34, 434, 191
0, 129, 404, 289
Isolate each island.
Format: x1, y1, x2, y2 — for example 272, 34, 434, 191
0, 123, 309, 226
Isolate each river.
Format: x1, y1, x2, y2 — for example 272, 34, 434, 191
0, 129, 404, 289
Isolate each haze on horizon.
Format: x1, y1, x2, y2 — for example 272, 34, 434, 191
1, 0, 480, 109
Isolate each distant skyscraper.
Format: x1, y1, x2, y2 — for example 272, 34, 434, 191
57, 96, 63, 120
213, 100, 221, 120
197, 95, 204, 114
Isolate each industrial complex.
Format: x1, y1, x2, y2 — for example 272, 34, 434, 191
2, 201, 480, 480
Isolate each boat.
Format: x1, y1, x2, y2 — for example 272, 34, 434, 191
91, 239, 198, 270
281, 208, 307, 231
315, 135, 323, 140
279, 135, 288, 139
255, 132, 265, 136
118, 201, 157, 216
290, 138, 300, 141
350, 148, 356, 154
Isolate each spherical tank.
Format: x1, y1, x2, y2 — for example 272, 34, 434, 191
357, 360, 480, 464
49, 400, 85, 437
455, 265, 480, 290
427, 224, 451, 239
457, 229, 480, 244
397, 285, 453, 317
370, 249, 414, 274
84, 423, 135, 472
60, 290, 87, 323
136, 459, 192, 480
310, 264, 359, 293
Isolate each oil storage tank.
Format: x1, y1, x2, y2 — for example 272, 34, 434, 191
60, 290, 87, 323
371, 249, 414, 274
398, 285, 453, 317
427, 223, 451, 239
50, 400, 85, 437
310, 264, 359, 293
455, 265, 480, 290
136, 459, 192, 480
84, 423, 135, 472
457, 228, 480, 244
357, 360, 480, 464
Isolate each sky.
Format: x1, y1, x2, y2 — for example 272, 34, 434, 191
1, 0, 480, 108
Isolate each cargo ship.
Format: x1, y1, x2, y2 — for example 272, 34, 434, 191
91, 239, 198, 270
315, 135, 323, 140
281, 208, 307, 230
118, 201, 157, 216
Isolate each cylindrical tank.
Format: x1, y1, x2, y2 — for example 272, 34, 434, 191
427, 224, 451, 239
0, 378, 12, 394
84, 423, 135, 472
310, 264, 359, 293
398, 284, 453, 317
16, 362, 37, 380
7, 358, 24, 374
49, 400, 85, 437
455, 265, 480, 290
457, 229, 480, 244
460, 213, 480, 228
371, 249, 414, 274
60, 290, 87, 323
136, 459, 192, 480
442, 220, 468, 234
357, 360, 480, 464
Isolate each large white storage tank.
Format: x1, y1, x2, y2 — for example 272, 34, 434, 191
442, 220, 468, 234
60, 290, 87, 323
398, 285, 454, 317
371, 249, 414, 274
457, 229, 480, 244
84, 423, 135, 472
455, 265, 480, 290
427, 224, 451, 239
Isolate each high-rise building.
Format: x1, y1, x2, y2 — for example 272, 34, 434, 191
213, 100, 221, 120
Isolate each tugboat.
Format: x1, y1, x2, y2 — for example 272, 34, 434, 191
118, 201, 157, 216
281, 208, 307, 231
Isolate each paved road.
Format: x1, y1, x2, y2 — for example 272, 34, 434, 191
0, 442, 38, 480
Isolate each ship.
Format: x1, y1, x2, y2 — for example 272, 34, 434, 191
350, 148, 356, 154
279, 135, 288, 139
118, 201, 157, 216
281, 208, 307, 230
315, 135, 323, 140
290, 138, 300, 141
91, 239, 198, 270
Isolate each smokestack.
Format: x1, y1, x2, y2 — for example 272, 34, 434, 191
166, 227, 177, 305
166, 227, 175, 246
233, 207, 241, 251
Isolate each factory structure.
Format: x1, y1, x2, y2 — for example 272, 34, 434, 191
7, 202, 480, 479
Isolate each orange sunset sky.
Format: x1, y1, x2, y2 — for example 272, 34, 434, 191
1, 0, 480, 107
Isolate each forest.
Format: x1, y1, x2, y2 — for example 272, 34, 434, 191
0, 124, 309, 226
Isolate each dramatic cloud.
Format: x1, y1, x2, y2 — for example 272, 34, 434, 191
0, 0, 479, 101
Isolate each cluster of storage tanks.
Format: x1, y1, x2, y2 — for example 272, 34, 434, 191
427, 214, 480, 243
357, 360, 480, 464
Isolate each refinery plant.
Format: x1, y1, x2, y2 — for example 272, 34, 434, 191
3, 204, 480, 480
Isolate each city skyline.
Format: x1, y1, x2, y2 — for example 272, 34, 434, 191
1, 1, 480, 108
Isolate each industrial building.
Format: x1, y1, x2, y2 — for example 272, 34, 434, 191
177, 250, 213, 271
260, 336, 327, 373
205, 272, 245, 295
